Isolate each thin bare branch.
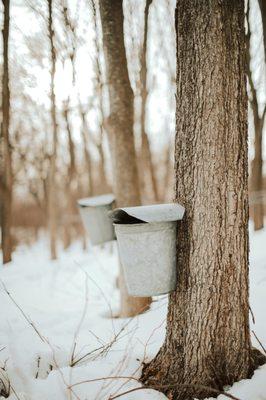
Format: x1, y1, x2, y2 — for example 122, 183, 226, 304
252, 330, 266, 355
0, 280, 45, 343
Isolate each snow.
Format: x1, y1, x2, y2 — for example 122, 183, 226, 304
0, 228, 266, 400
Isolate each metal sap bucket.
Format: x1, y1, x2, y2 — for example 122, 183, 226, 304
78, 194, 116, 245
109, 203, 185, 297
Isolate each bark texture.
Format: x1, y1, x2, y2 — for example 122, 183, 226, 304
99, 0, 151, 317
1, 0, 12, 264
142, 2, 256, 399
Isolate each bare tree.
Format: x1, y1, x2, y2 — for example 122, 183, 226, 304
91, 2, 109, 192
247, 0, 265, 231
79, 102, 94, 196
47, 0, 58, 259
258, 0, 266, 57
138, 0, 158, 204
1, 0, 12, 264
60, 0, 96, 197
98, 0, 151, 317
59, 2, 78, 248
141, 2, 264, 399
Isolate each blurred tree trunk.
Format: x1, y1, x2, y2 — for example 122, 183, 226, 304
63, 101, 76, 181
92, 1, 109, 193
139, 0, 158, 204
142, 2, 261, 399
250, 101, 265, 231
162, 140, 173, 202
47, 0, 58, 260
1, 0, 12, 264
96, 95, 108, 192
99, 0, 151, 317
258, 0, 266, 54
79, 105, 94, 196
60, 4, 83, 252
259, 0, 266, 225
247, 2, 265, 231
63, 99, 76, 249
96, 137, 108, 192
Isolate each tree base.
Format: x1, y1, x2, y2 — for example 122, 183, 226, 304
250, 347, 266, 369
140, 347, 266, 400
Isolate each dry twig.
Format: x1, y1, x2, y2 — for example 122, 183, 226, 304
252, 330, 266, 355
108, 382, 243, 400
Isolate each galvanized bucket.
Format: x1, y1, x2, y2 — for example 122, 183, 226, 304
110, 203, 185, 297
78, 194, 116, 245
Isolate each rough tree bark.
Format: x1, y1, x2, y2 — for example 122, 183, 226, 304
47, 0, 58, 260
247, 1, 265, 231
139, 0, 158, 204
141, 2, 262, 399
1, 0, 12, 264
99, 0, 151, 317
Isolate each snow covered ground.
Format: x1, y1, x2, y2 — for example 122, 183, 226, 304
0, 227, 265, 400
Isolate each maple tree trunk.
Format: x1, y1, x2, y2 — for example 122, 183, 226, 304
258, 0, 266, 56
47, 0, 58, 260
97, 138, 108, 192
252, 0, 266, 230
79, 106, 94, 196
246, 4, 264, 231
99, 0, 151, 317
91, 0, 109, 194
161, 141, 173, 202
251, 110, 264, 231
1, 0, 12, 264
141, 2, 261, 399
63, 99, 77, 249
139, 0, 158, 204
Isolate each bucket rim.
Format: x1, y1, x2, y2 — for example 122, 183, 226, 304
128, 288, 175, 297
113, 221, 178, 234
78, 193, 115, 208
113, 221, 178, 227
110, 202, 185, 224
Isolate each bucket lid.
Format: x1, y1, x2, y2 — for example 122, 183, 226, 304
78, 194, 115, 208
109, 203, 185, 224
